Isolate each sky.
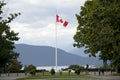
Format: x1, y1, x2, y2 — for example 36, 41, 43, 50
4, 0, 87, 54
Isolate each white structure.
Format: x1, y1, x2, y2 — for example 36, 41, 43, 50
21, 65, 96, 71
37, 66, 69, 72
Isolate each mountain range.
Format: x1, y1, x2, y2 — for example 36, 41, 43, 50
14, 44, 103, 66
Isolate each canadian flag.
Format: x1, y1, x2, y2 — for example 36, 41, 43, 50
56, 15, 68, 27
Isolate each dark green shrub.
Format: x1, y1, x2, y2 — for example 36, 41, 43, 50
25, 64, 36, 75
75, 68, 81, 75
30, 69, 36, 75
50, 68, 55, 75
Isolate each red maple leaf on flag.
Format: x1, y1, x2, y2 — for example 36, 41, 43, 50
56, 15, 68, 27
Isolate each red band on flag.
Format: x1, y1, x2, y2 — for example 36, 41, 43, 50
56, 15, 68, 27
63, 21, 68, 27
56, 15, 59, 22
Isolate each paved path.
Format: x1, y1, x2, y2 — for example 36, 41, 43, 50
91, 75, 120, 80
89, 72, 120, 80
0, 72, 120, 80
0, 73, 25, 80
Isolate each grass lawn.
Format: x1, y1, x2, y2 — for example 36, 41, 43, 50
17, 72, 95, 80
113, 73, 120, 76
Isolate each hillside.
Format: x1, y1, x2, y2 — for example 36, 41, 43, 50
14, 44, 102, 66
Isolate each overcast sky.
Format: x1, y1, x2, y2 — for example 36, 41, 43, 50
5, 0, 87, 52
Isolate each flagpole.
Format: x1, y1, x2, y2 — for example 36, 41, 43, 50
55, 13, 68, 72
55, 14, 58, 72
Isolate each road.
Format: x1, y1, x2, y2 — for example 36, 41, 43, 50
0, 72, 120, 80
0, 73, 25, 80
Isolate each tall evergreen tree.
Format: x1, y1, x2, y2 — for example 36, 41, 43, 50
0, 1, 20, 69
74, 0, 120, 73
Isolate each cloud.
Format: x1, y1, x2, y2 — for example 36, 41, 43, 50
10, 0, 85, 8
7, 0, 86, 51
10, 21, 77, 49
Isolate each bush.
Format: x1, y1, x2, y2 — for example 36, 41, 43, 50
25, 64, 36, 75
50, 68, 55, 75
30, 69, 36, 75
75, 68, 81, 75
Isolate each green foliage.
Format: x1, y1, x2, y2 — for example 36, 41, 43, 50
75, 68, 81, 75
0, 1, 20, 68
25, 64, 36, 75
24, 64, 36, 72
50, 68, 55, 75
73, 0, 120, 73
68, 65, 84, 71
30, 69, 36, 75
7, 59, 22, 72
68, 65, 83, 75
69, 65, 80, 71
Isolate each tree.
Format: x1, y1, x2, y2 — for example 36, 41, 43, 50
0, 1, 20, 69
73, 0, 120, 73
68, 65, 80, 71
75, 68, 81, 75
7, 59, 22, 72
7, 59, 22, 76
68, 65, 84, 75
69, 65, 84, 70
50, 68, 55, 75
25, 64, 36, 75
